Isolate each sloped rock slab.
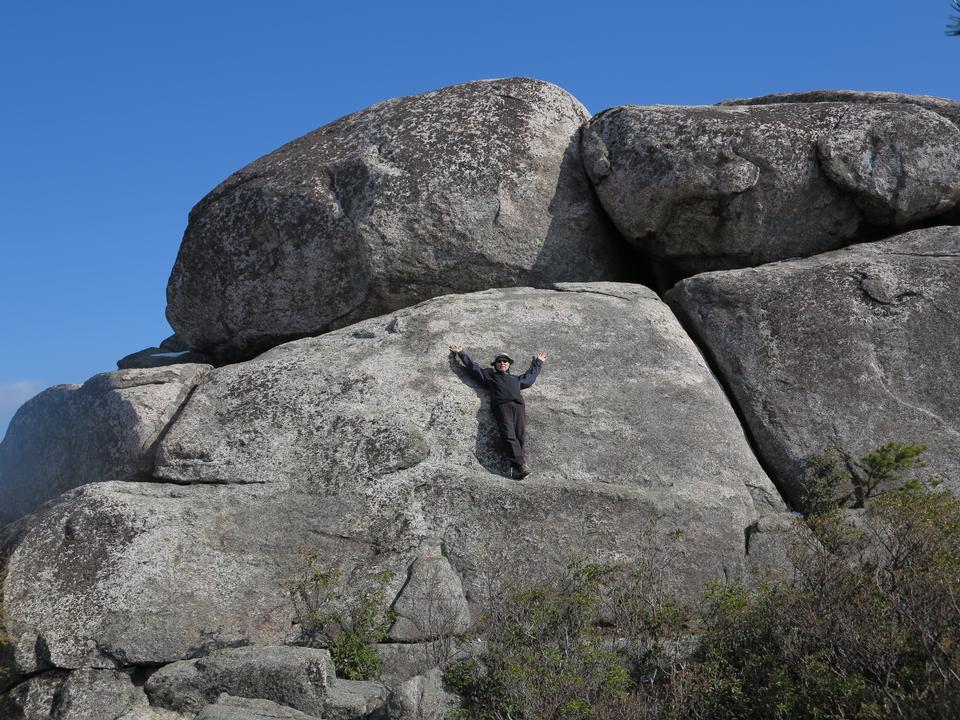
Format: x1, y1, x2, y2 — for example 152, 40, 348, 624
581, 103, 960, 274
2, 284, 782, 675
196, 694, 322, 720
667, 226, 960, 507
719, 89, 960, 128
166, 77, 623, 361
0, 364, 210, 526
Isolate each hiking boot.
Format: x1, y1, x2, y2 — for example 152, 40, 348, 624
515, 464, 531, 479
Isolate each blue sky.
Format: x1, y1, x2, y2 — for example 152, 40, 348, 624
1, 0, 958, 437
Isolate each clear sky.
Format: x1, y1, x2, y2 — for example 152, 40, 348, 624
1, 0, 958, 437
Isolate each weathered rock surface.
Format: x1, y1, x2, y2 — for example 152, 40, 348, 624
581, 103, 960, 274
387, 668, 460, 720
0, 364, 210, 526
0, 668, 148, 720
145, 645, 388, 718
667, 226, 960, 507
166, 77, 624, 361
2, 284, 783, 677
196, 694, 321, 719
719, 89, 960, 128
388, 542, 471, 642
374, 641, 473, 689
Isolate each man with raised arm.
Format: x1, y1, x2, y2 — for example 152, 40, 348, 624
449, 344, 546, 479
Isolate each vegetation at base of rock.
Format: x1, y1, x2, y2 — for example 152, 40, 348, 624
444, 447, 960, 720
803, 440, 930, 510
290, 553, 396, 681
443, 555, 690, 720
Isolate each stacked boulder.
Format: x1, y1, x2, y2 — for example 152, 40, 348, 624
2, 78, 959, 718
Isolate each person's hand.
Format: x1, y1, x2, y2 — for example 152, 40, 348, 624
450, 344, 463, 353
536, 351, 546, 362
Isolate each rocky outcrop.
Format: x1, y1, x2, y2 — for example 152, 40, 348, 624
195, 694, 321, 719
667, 225, 960, 507
1, 284, 783, 680
0, 363, 210, 526
719, 89, 960, 128
581, 103, 960, 274
145, 646, 387, 719
387, 669, 459, 720
166, 77, 624, 361
388, 543, 471, 642
0, 668, 148, 720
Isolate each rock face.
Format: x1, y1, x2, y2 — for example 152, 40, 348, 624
0, 364, 210, 526
581, 103, 960, 274
667, 226, 960, 507
166, 77, 624, 361
719, 89, 960, 129
387, 668, 460, 720
388, 543, 471, 642
0, 668, 148, 720
145, 646, 387, 719
2, 284, 783, 681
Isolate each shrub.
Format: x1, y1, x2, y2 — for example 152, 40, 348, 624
444, 562, 640, 720
290, 553, 396, 680
679, 479, 960, 719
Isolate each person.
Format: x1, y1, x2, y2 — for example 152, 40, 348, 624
449, 344, 546, 478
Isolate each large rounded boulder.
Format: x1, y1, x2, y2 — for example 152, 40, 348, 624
2, 283, 784, 687
581, 103, 960, 274
166, 78, 624, 361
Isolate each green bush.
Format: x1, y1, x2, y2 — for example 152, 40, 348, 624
290, 553, 396, 680
678, 478, 960, 719
444, 562, 641, 720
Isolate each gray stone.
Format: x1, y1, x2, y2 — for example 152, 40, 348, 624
116, 709, 189, 720
118, 347, 212, 370
388, 542, 471, 642
0, 363, 210, 526
166, 77, 623, 361
0, 671, 66, 720
719, 89, 960, 128
2, 284, 783, 676
145, 646, 338, 716
375, 641, 474, 689
667, 226, 960, 508
160, 334, 191, 353
324, 680, 389, 720
387, 668, 459, 720
581, 103, 960, 274
817, 106, 960, 225
197, 694, 322, 719
0, 668, 147, 720
745, 513, 802, 581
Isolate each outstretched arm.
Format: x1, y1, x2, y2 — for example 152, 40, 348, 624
519, 351, 546, 389
449, 344, 488, 385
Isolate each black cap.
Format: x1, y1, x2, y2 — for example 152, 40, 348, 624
490, 353, 514, 366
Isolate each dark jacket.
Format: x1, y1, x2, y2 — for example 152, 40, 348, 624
457, 351, 543, 406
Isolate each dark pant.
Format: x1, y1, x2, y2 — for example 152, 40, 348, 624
493, 401, 526, 467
